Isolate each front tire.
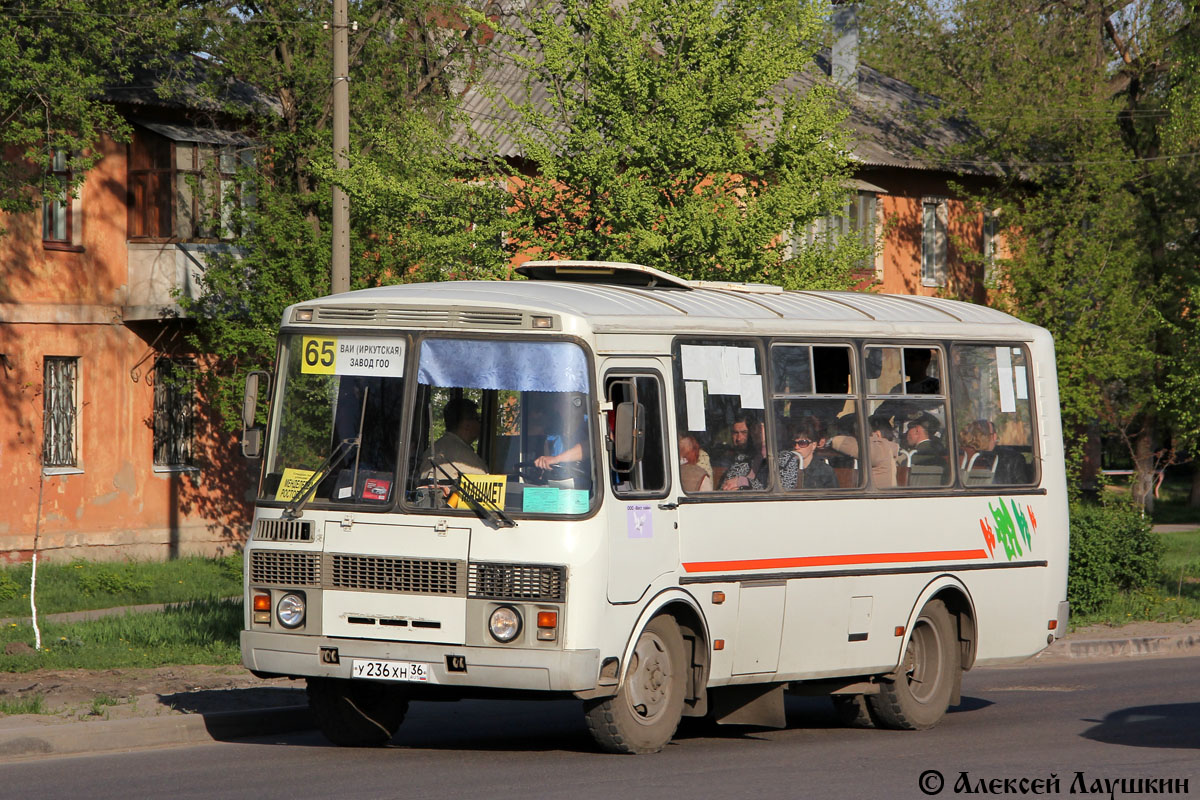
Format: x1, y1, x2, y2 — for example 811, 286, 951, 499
868, 599, 959, 730
585, 615, 686, 754
307, 677, 408, 747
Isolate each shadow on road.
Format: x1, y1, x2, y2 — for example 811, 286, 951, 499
1081, 703, 1200, 750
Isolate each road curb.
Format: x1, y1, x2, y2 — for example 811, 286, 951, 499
0, 705, 313, 762
1035, 632, 1200, 660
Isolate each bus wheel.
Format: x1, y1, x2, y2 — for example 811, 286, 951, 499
584, 616, 686, 754
868, 599, 959, 731
307, 677, 408, 747
831, 694, 877, 728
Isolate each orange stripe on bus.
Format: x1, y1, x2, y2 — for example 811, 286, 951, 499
681, 549, 990, 573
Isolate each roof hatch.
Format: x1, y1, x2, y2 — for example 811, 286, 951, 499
515, 260, 694, 290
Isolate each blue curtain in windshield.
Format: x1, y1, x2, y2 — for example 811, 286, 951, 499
417, 339, 589, 393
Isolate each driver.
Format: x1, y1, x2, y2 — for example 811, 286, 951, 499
531, 399, 587, 473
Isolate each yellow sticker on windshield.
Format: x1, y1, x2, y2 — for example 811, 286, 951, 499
301, 337, 337, 375
276, 468, 321, 502
449, 474, 508, 511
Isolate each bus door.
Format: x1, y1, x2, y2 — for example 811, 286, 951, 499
603, 367, 677, 604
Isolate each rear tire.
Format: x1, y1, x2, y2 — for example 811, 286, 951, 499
584, 616, 686, 754
307, 677, 408, 747
868, 599, 959, 731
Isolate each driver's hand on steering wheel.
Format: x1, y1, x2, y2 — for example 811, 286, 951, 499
534, 454, 557, 470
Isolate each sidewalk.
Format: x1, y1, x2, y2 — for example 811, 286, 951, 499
1, 616, 1199, 762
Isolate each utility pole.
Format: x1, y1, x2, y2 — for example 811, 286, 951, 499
331, 0, 351, 294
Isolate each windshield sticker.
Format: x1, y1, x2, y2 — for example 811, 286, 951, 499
626, 504, 653, 539
685, 381, 706, 431
522, 487, 589, 514
301, 336, 405, 378
449, 474, 507, 511
276, 468, 321, 502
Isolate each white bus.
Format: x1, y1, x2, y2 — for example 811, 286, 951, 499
240, 260, 1069, 754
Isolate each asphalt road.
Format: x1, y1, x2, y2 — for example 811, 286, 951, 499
3, 657, 1197, 800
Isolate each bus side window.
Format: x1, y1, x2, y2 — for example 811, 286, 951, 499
867, 345, 951, 488
606, 374, 669, 496
672, 340, 768, 492
950, 344, 1038, 486
771, 344, 863, 491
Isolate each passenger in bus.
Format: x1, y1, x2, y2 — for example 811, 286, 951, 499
891, 348, 940, 395
779, 417, 837, 490
960, 419, 1030, 485
426, 398, 488, 477
901, 412, 948, 478
679, 435, 713, 492
831, 415, 899, 488
720, 413, 768, 490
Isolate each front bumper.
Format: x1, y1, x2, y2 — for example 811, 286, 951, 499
242, 630, 601, 692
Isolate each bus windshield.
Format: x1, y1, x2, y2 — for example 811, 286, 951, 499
405, 337, 596, 517
260, 333, 407, 508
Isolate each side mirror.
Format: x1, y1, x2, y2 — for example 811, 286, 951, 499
241, 428, 263, 459
613, 401, 645, 468
241, 370, 270, 459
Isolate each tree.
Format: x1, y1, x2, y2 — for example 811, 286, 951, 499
860, 0, 1200, 508
493, 0, 869, 288
182, 0, 512, 426
0, 0, 193, 225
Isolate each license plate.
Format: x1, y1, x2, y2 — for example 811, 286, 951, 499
351, 659, 436, 683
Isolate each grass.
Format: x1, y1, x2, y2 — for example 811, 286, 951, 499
0, 694, 47, 716
1070, 526, 1200, 628
0, 597, 243, 673
0, 554, 242, 619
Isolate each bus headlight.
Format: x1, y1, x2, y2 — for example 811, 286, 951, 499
488, 606, 522, 643
276, 592, 306, 629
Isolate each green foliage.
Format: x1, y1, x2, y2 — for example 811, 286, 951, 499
0, 556, 243, 618
496, 0, 867, 286
1068, 501, 1162, 615
0, 0, 195, 219
0, 570, 19, 602
861, 0, 1200, 503
182, 0, 509, 429
73, 561, 152, 597
0, 598, 243, 672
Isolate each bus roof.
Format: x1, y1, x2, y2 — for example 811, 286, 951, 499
286, 261, 1039, 337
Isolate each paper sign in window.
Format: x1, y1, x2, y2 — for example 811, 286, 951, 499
685, 381, 707, 431
449, 474, 507, 510
739, 374, 764, 409
276, 468, 320, 502
995, 346, 1016, 413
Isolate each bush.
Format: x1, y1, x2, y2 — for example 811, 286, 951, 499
72, 561, 152, 597
1068, 501, 1162, 614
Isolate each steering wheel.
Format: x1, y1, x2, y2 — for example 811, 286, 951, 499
515, 461, 586, 485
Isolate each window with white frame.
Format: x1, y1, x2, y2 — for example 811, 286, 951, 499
153, 357, 195, 468
43, 357, 78, 468
42, 148, 71, 244
794, 191, 877, 271
921, 197, 948, 287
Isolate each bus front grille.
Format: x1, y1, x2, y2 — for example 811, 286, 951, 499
253, 519, 313, 542
249, 551, 321, 587
328, 554, 463, 596
469, 563, 565, 602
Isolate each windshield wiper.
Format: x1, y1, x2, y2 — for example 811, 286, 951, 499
283, 436, 360, 519
427, 459, 516, 528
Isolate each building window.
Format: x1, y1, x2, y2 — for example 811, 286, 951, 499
42, 148, 71, 243
129, 126, 254, 242
129, 128, 173, 239
153, 358, 195, 467
792, 191, 877, 271
43, 357, 78, 468
922, 198, 947, 287
983, 208, 999, 285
